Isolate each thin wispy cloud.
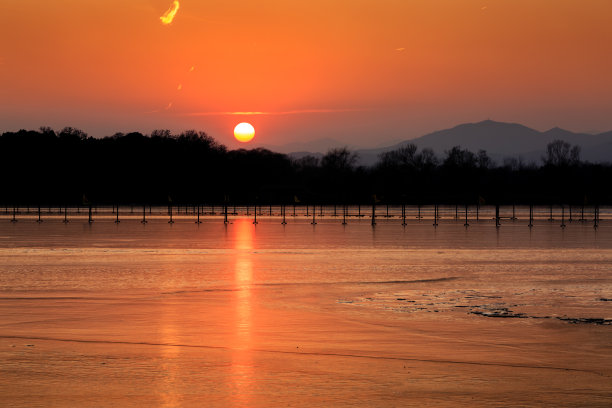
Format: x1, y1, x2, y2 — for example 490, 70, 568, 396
182, 108, 368, 117
160, 1, 180, 25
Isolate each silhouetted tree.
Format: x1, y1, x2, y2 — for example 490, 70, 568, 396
543, 140, 581, 167
415, 148, 438, 171
443, 146, 476, 169
1, 128, 610, 206
292, 155, 320, 170
321, 147, 357, 172
477, 150, 494, 169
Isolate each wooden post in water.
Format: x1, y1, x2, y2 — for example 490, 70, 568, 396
333, 204, 337, 217
464, 204, 469, 227
224, 204, 229, 224
115, 205, 120, 223
168, 204, 174, 224
528, 205, 533, 227
511, 204, 517, 220
319, 204, 323, 217
402, 204, 406, 227
253, 204, 258, 224
455, 204, 458, 220
196, 204, 201, 224
358, 204, 361, 217
342, 204, 347, 225
386, 204, 390, 218
37, 205, 42, 223
495, 205, 500, 228
141, 205, 147, 224
594, 205, 599, 229
371, 202, 376, 226
561, 205, 566, 228
476, 204, 479, 221
417, 204, 421, 219
11, 206, 17, 223
281, 205, 287, 225
433, 204, 438, 227
569, 206, 573, 222
581, 205, 585, 222
548, 205, 553, 221
63, 205, 69, 223
88, 204, 93, 224
311, 204, 317, 225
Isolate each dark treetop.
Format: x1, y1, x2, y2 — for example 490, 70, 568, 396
1, 127, 610, 205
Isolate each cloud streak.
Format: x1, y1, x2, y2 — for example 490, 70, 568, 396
182, 108, 368, 117
160, 1, 180, 25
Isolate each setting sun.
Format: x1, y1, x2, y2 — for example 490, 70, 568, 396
234, 122, 255, 143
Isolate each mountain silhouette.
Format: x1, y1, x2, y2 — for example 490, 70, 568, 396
282, 120, 612, 166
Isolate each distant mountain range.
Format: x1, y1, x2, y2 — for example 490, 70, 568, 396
278, 120, 612, 166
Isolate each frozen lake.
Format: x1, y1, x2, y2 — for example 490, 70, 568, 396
1, 217, 611, 406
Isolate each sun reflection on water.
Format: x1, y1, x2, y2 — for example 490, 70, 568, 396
231, 219, 255, 406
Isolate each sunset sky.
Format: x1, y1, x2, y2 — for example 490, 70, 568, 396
2, 0, 612, 149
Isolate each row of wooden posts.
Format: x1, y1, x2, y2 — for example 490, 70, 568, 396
3, 204, 602, 228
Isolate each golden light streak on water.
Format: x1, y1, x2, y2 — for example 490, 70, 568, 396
231, 219, 255, 406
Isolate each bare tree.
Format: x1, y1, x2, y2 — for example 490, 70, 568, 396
321, 147, 358, 172
378, 144, 418, 168
543, 140, 581, 166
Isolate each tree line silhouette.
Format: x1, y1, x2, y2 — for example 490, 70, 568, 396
1, 127, 610, 206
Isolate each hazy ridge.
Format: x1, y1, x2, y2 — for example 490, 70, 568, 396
281, 120, 612, 166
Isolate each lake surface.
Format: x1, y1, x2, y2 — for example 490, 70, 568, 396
1, 217, 611, 407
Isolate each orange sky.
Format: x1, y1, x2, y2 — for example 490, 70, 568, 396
2, 0, 612, 148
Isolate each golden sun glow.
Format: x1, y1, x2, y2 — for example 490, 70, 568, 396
234, 122, 255, 143
160, 1, 180, 25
